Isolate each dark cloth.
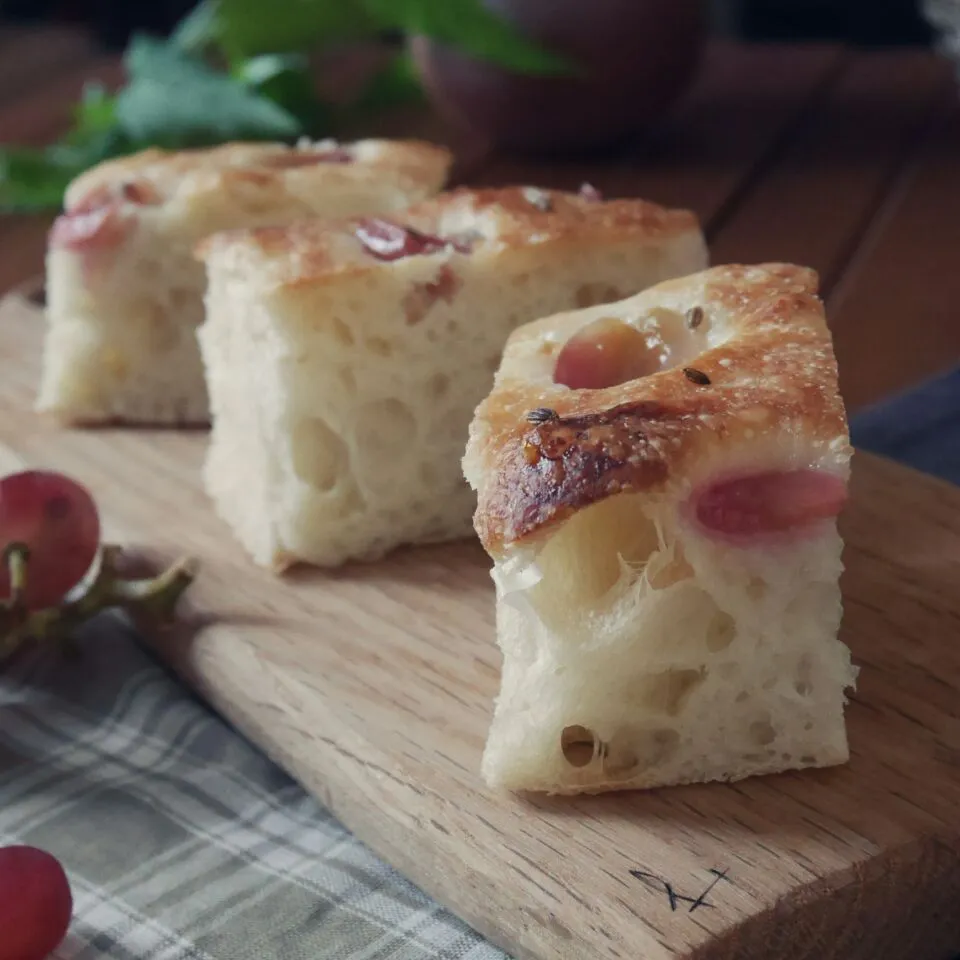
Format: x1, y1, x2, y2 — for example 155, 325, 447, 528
851, 367, 960, 487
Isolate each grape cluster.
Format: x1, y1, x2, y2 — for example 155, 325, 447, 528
0, 469, 196, 663
0, 472, 194, 956
0, 461, 200, 960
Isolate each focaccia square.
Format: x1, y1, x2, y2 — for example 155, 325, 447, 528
37, 138, 452, 425
463, 263, 857, 794
196, 185, 707, 569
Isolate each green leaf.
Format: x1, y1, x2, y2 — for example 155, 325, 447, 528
171, 0, 224, 56
236, 53, 331, 134
0, 137, 123, 213
115, 35, 302, 147
216, 0, 377, 58
69, 83, 118, 142
362, 0, 575, 75
0, 148, 77, 212
235, 52, 306, 87
349, 50, 424, 115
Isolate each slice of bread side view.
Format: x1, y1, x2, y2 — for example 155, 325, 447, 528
37, 138, 453, 425
197, 186, 707, 569
463, 263, 857, 795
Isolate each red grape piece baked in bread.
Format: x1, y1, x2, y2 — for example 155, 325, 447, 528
462, 263, 857, 795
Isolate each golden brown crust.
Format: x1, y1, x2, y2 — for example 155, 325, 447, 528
400, 186, 699, 246
64, 138, 452, 212
468, 264, 850, 555
195, 186, 700, 283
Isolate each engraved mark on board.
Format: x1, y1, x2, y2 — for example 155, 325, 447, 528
630, 867, 730, 913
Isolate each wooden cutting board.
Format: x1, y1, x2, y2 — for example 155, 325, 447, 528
1, 289, 959, 960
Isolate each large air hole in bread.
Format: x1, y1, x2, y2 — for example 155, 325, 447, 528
559, 723, 682, 779
528, 494, 660, 627
291, 417, 349, 491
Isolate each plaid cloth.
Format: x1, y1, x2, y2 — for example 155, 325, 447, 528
1, 366, 957, 959
0, 617, 506, 959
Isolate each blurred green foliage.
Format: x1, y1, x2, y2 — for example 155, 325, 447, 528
0, 0, 572, 213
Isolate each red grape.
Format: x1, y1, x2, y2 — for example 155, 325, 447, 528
0, 845, 73, 960
52, 180, 159, 253
118, 180, 162, 206
692, 469, 847, 540
69, 180, 160, 214
48, 204, 131, 253
354, 219, 472, 261
0, 471, 101, 611
262, 148, 354, 167
67, 185, 114, 215
554, 317, 660, 390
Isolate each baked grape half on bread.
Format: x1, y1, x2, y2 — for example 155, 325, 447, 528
37, 138, 452, 425
462, 263, 857, 795
196, 186, 707, 569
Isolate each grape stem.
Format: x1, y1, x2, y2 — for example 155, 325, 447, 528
2, 542, 30, 613
0, 547, 198, 661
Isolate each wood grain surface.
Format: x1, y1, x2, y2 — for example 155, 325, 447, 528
2, 285, 960, 960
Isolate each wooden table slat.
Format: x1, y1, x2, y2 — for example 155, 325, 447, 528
828, 96, 960, 410
472, 42, 846, 231
0, 26, 97, 108
708, 49, 954, 298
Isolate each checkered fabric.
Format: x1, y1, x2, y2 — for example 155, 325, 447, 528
0, 614, 507, 960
